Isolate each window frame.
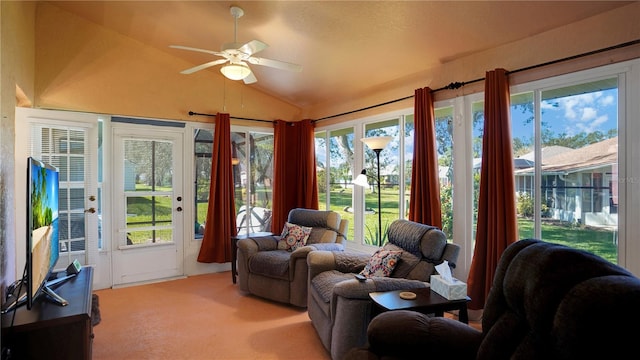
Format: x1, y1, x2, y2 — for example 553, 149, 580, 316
315, 58, 639, 280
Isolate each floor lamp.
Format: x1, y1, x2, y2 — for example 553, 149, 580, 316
353, 136, 392, 245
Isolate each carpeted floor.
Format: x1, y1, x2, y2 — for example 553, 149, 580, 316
92, 272, 330, 360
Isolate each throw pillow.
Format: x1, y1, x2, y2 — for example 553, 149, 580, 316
279, 222, 312, 251
360, 248, 403, 278
383, 243, 420, 278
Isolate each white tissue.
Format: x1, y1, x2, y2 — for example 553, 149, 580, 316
435, 260, 453, 282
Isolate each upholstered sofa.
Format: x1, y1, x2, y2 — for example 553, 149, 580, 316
236, 208, 348, 308
346, 238, 640, 360
307, 219, 460, 360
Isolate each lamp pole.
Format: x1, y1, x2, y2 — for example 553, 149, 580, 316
359, 135, 392, 246
374, 148, 383, 246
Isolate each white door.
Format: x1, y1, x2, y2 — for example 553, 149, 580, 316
112, 125, 184, 286
15, 108, 101, 283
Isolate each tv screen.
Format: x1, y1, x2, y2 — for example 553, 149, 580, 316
26, 157, 60, 310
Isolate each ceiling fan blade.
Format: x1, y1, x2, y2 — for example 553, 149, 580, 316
169, 45, 224, 57
180, 59, 228, 74
243, 70, 257, 84
247, 57, 302, 72
238, 40, 268, 56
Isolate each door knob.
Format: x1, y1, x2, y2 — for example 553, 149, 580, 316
84, 207, 96, 213
176, 207, 183, 212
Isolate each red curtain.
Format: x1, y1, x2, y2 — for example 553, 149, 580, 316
197, 113, 237, 263
409, 87, 442, 228
271, 119, 318, 233
467, 69, 518, 310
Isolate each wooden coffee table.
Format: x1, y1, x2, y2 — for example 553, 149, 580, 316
369, 287, 471, 323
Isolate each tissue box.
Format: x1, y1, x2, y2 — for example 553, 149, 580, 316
430, 275, 468, 300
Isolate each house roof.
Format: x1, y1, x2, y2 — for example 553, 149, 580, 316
46, 1, 633, 109
515, 137, 617, 175
517, 145, 574, 162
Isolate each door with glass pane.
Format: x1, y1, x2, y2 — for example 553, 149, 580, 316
112, 127, 184, 285
17, 108, 101, 284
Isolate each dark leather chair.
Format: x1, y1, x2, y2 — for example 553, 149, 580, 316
347, 238, 640, 360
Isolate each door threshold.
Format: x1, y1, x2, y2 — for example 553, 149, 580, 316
112, 275, 188, 289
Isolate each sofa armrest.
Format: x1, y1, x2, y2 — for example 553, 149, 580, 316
237, 236, 279, 264
358, 310, 482, 359
310, 243, 345, 252
308, 250, 370, 279
307, 250, 338, 279
236, 238, 259, 258
333, 278, 428, 300
290, 242, 344, 262
238, 235, 279, 253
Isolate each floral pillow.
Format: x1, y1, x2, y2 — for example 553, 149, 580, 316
279, 222, 312, 251
359, 248, 403, 278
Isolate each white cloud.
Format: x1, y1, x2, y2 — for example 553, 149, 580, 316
599, 95, 615, 107
581, 107, 597, 121
557, 91, 614, 135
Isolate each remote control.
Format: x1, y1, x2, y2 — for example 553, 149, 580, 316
354, 274, 367, 282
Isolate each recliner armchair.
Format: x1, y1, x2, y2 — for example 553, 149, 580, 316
236, 208, 348, 308
347, 238, 640, 360
307, 219, 460, 360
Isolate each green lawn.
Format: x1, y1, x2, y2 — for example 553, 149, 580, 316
323, 187, 618, 263
517, 218, 618, 263
194, 184, 618, 264
126, 184, 174, 244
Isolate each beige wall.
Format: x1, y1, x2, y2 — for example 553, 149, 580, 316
1, 0, 36, 295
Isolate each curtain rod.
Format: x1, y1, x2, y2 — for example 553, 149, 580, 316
314, 39, 640, 123
188, 111, 274, 123
189, 39, 639, 124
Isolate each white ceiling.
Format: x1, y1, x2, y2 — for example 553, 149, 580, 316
47, 1, 632, 109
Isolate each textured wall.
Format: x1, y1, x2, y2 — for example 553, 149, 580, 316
1, 1, 36, 303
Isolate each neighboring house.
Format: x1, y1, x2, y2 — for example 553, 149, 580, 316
515, 137, 618, 228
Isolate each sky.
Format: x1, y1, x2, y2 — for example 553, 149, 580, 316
317, 86, 619, 170
511, 88, 618, 142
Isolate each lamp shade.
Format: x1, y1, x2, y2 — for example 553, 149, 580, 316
361, 136, 393, 150
352, 169, 369, 187
220, 63, 251, 80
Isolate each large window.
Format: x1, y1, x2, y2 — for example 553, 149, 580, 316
433, 108, 454, 239
535, 79, 618, 263
316, 115, 414, 247
193, 127, 273, 238
363, 120, 400, 245
316, 63, 627, 271
232, 131, 274, 235
465, 77, 619, 263
319, 127, 355, 241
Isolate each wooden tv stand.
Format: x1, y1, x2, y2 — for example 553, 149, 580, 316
1, 266, 94, 360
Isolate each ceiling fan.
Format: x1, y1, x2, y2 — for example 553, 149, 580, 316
169, 6, 302, 84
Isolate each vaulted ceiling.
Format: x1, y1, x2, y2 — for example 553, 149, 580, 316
47, 1, 632, 109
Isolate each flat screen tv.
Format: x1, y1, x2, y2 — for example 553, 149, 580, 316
25, 156, 64, 309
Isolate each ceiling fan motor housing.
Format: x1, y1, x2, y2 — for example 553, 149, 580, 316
230, 6, 244, 19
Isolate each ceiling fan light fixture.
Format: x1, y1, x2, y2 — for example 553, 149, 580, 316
220, 63, 251, 80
